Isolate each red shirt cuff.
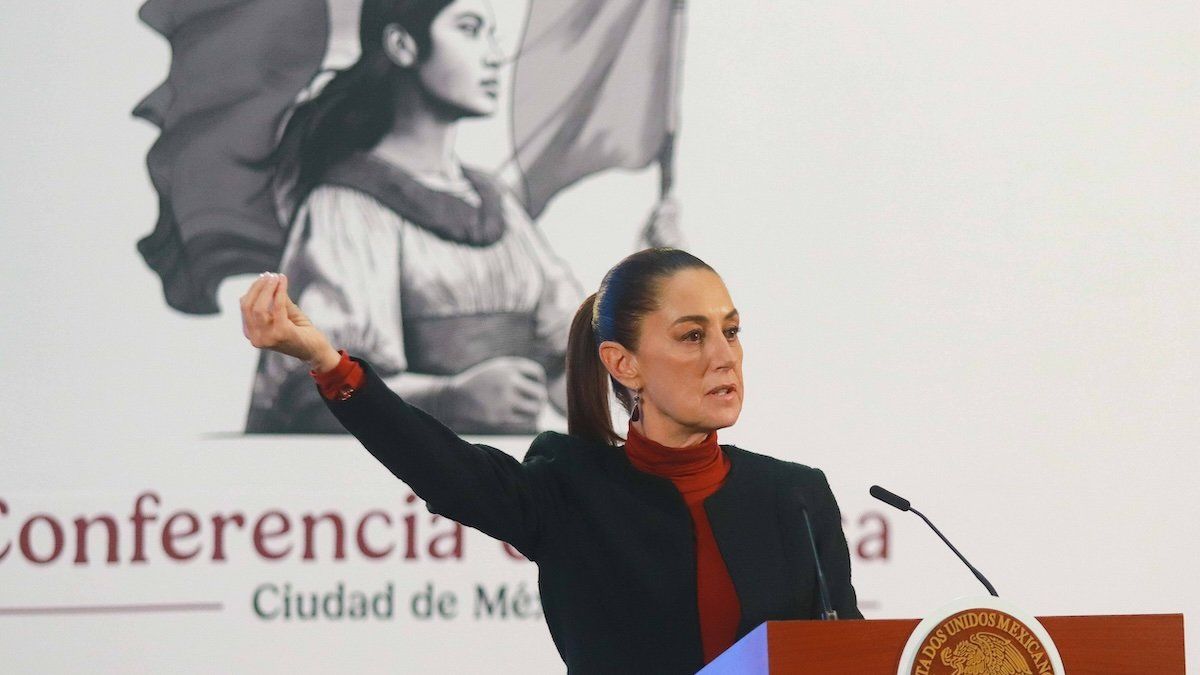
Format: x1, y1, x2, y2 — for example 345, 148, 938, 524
311, 350, 365, 401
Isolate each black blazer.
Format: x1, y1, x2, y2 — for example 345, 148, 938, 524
325, 359, 861, 674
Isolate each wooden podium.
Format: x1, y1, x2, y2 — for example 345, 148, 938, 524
698, 614, 1185, 674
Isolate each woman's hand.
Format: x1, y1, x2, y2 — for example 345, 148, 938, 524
443, 356, 548, 434
240, 273, 340, 372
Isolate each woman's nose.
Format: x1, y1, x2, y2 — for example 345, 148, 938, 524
708, 334, 738, 368
484, 35, 503, 68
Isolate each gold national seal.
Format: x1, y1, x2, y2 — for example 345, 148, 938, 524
908, 608, 1057, 675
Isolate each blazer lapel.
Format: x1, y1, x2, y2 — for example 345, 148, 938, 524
704, 447, 802, 637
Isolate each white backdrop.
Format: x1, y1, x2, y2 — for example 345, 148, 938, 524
2, 1, 1196, 672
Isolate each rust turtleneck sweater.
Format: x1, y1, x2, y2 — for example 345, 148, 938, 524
623, 423, 741, 664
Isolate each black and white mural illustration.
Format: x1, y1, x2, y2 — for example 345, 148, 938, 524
135, 0, 688, 434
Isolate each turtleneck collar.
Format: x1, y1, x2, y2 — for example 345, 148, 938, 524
624, 423, 729, 501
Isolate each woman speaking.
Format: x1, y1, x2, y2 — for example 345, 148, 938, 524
241, 248, 861, 673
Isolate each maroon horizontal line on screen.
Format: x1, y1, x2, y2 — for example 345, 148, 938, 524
0, 602, 223, 616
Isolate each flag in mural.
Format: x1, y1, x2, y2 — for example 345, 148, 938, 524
133, 0, 329, 315
511, 0, 687, 219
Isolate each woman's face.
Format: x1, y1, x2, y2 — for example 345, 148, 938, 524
418, 0, 503, 117
628, 268, 745, 442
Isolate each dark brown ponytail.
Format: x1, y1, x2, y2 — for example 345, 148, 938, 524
565, 248, 715, 445
566, 293, 618, 444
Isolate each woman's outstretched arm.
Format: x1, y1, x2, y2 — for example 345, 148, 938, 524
240, 274, 560, 559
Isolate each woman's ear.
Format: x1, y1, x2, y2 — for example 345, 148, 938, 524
598, 340, 641, 391
382, 24, 419, 68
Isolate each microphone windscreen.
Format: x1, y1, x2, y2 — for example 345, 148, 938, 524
870, 485, 911, 512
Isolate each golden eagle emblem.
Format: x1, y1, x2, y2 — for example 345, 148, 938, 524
939, 631, 1033, 675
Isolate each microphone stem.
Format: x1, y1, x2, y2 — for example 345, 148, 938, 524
800, 507, 838, 619
910, 507, 999, 597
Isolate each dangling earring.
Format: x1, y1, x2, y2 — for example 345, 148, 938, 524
630, 390, 642, 422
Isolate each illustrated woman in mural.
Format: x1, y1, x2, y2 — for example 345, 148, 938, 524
136, 0, 685, 435
245, 0, 588, 434
240, 247, 862, 672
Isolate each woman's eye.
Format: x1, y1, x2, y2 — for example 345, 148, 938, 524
683, 330, 702, 343
457, 21, 482, 37
724, 326, 741, 339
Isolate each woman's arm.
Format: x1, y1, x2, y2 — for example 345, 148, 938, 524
329, 357, 560, 558
241, 274, 560, 559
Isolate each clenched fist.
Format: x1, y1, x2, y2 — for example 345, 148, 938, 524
240, 273, 340, 372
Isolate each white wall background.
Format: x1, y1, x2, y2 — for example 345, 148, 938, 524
1, 1, 1196, 672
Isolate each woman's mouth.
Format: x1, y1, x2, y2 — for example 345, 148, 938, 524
706, 384, 738, 401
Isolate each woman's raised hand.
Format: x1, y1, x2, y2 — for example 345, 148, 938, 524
240, 273, 340, 372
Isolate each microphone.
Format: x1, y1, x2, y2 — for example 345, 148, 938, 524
795, 492, 838, 620
869, 485, 999, 597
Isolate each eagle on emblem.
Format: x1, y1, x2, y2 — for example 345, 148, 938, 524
940, 631, 1034, 675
